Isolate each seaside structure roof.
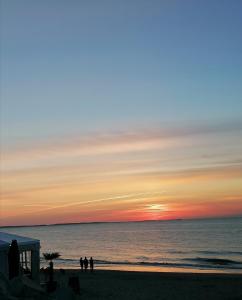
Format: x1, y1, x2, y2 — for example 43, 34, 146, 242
0, 232, 40, 249
0, 232, 40, 282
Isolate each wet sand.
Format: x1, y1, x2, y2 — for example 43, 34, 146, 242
43, 269, 242, 300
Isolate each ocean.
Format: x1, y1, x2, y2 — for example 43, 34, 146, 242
2, 217, 242, 273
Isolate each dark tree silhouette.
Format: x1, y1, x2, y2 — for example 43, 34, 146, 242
43, 252, 60, 288
8, 239, 20, 280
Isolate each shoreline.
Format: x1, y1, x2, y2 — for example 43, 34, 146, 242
40, 269, 242, 299
41, 264, 242, 275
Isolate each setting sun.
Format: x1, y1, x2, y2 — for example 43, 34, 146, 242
146, 204, 167, 212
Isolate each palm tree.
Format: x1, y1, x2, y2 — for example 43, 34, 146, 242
43, 252, 60, 285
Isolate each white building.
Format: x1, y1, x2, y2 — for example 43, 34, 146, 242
0, 232, 40, 282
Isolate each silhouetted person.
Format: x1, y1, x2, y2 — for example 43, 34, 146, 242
80, 257, 83, 271
90, 257, 94, 272
84, 257, 88, 271
8, 240, 20, 279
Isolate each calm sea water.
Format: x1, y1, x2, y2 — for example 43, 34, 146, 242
2, 217, 242, 273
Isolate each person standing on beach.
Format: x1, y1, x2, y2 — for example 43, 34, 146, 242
84, 257, 88, 271
90, 257, 94, 272
79, 257, 83, 271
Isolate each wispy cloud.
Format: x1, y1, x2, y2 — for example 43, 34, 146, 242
1, 121, 242, 225
2, 120, 242, 171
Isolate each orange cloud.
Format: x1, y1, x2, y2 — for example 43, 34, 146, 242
1, 124, 242, 226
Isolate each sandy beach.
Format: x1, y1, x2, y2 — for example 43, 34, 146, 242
40, 269, 242, 300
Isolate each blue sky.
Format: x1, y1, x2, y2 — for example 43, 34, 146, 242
1, 1, 242, 225
1, 0, 242, 144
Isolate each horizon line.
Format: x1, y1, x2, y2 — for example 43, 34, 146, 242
1, 214, 241, 229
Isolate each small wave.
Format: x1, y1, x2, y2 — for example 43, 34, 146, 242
41, 257, 77, 262
136, 256, 149, 260
94, 259, 242, 270
196, 250, 242, 256
168, 250, 187, 254
93, 259, 188, 267
184, 257, 242, 266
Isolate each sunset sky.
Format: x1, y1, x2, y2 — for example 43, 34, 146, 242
1, 0, 242, 226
